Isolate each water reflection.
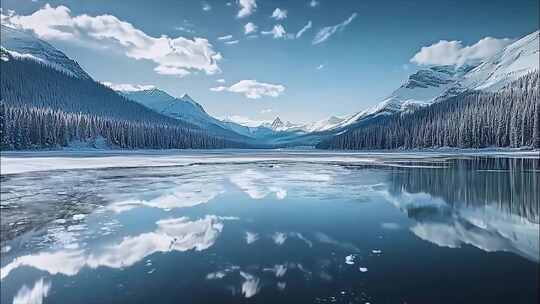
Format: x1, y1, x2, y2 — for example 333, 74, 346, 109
386, 157, 539, 261
1, 215, 228, 280
0, 156, 538, 303
12, 278, 51, 304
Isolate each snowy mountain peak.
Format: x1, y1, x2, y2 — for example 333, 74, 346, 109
271, 117, 285, 129
0, 25, 91, 79
181, 93, 194, 102
179, 93, 205, 112
462, 30, 539, 91
337, 30, 540, 129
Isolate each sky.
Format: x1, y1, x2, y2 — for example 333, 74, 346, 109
1, 0, 538, 124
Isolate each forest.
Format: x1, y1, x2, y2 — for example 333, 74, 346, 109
0, 53, 245, 149
318, 72, 540, 150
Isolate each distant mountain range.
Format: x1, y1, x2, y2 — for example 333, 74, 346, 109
1, 24, 538, 150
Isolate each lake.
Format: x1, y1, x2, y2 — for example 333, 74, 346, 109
0, 151, 538, 303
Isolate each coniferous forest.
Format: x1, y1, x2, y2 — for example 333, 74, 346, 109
0, 54, 245, 150
317, 72, 540, 150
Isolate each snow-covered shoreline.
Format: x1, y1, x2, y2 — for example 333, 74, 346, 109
1, 148, 538, 176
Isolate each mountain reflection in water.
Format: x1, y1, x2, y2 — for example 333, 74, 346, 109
0, 155, 538, 303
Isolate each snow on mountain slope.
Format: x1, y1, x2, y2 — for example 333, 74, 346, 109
0, 25, 91, 79
118, 88, 219, 127
115, 86, 273, 139
462, 30, 539, 91
339, 30, 539, 130
304, 116, 347, 132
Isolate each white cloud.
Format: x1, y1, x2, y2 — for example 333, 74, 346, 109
271, 8, 287, 20
13, 278, 51, 304
224, 40, 239, 45
316, 64, 324, 70
237, 0, 257, 18
260, 108, 273, 114
309, 0, 319, 7
202, 2, 212, 11
312, 13, 357, 45
154, 66, 191, 77
244, 22, 257, 34
101, 82, 156, 92
2, 4, 222, 77
296, 21, 312, 38
262, 24, 286, 39
211, 80, 285, 99
216, 78, 226, 83
410, 36, 514, 66
218, 34, 233, 40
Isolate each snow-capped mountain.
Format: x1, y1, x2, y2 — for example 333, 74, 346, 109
114, 86, 275, 140
262, 117, 304, 132
338, 30, 539, 130
303, 115, 347, 132
0, 25, 91, 79
461, 30, 539, 91
118, 88, 211, 125
254, 116, 347, 133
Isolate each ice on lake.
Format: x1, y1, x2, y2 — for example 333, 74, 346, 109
0, 150, 538, 303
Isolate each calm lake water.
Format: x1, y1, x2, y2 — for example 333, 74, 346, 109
1, 153, 538, 303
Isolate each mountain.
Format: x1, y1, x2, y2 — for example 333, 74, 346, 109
303, 115, 347, 132
460, 30, 539, 91
318, 71, 539, 150
338, 30, 539, 129
0, 26, 245, 150
117, 88, 216, 127
114, 86, 272, 141
1, 25, 91, 79
270, 117, 285, 130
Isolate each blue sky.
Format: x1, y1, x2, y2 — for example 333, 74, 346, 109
1, 0, 538, 124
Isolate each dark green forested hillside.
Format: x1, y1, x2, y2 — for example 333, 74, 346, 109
318, 72, 540, 150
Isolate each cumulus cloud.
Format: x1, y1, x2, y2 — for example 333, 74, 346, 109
225, 40, 239, 45
216, 78, 226, 83
309, 0, 319, 7
237, 0, 256, 18
101, 82, 156, 92
1, 4, 222, 77
410, 36, 514, 66
244, 22, 257, 34
312, 13, 357, 45
211, 80, 285, 99
262, 24, 286, 39
271, 8, 287, 20
296, 21, 312, 38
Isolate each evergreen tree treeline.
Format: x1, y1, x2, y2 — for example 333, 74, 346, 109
0, 54, 245, 150
318, 72, 540, 150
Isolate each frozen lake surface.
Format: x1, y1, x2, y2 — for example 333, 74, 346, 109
1, 150, 538, 303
